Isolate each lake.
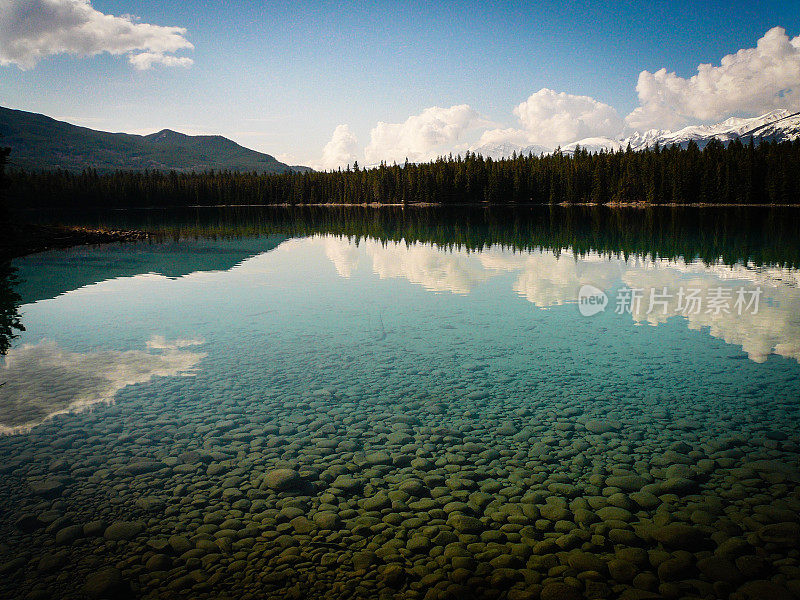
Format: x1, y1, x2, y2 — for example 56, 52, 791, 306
1, 206, 799, 600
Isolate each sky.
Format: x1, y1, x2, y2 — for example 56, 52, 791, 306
1, 0, 800, 168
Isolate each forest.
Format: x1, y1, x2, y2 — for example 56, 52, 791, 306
0, 145, 25, 354
5, 138, 800, 208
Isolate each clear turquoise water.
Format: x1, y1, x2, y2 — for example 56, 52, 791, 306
1, 228, 800, 600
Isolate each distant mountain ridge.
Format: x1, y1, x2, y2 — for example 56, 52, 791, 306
466, 142, 551, 160
471, 110, 800, 158
623, 109, 800, 151
0, 106, 311, 173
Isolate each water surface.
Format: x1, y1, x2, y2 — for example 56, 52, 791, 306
1, 207, 799, 600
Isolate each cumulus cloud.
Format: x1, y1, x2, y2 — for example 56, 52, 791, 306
0, 0, 194, 70
128, 50, 193, 71
313, 27, 800, 165
474, 127, 535, 149
364, 105, 484, 165
317, 124, 359, 171
626, 26, 800, 130
513, 88, 625, 147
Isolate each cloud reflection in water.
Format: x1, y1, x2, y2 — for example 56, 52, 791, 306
0, 337, 206, 434
320, 237, 800, 363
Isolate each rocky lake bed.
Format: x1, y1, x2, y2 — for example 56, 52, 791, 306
1, 364, 798, 600
1, 232, 799, 600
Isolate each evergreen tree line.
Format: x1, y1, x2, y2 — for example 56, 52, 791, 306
0, 146, 25, 354
40, 205, 800, 269
7, 139, 800, 208
0, 145, 10, 222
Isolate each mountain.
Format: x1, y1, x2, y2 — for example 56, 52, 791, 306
563, 137, 625, 154
626, 109, 800, 150
0, 106, 311, 173
470, 142, 550, 160
471, 110, 800, 159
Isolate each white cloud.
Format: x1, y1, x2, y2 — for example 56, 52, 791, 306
311, 27, 800, 165
513, 88, 625, 147
316, 124, 359, 171
128, 50, 193, 71
474, 127, 535, 148
364, 105, 484, 165
626, 26, 800, 130
0, 0, 194, 70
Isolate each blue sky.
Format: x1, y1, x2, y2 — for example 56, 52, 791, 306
1, 0, 799, 167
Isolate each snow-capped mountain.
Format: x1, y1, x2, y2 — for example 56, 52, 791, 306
469, 142, 550, 159
627, 109, 800, 150
563, 137, 625, 154
470, 110, 800, 159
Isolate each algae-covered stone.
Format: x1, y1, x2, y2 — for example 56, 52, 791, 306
540, 581, 582, 600
448, 514, 484, 534
352, 551, 376, 571
650, 524, 706, 550
737, 580, 795, 600
331, 474, 363, 493
696, 556, 742, 584
262, 468, 304, 492
605, 474, 647, 492
82, 567, 129, 599
312, 511, 341, 530
104, 521, 145, 541
55, 524, 83, 545
608, 559, 637, 582
597, 506, 632, 522
135, 496, 165, 511
757, 522, 800, 546
380, 563, 405, 586
566, 551, 605, 573
28, 479, 65, 498
584, 420, 620, 434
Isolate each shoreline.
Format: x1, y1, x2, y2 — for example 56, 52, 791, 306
4, 200, 800, 259
12, 202, 800, 211
0, 224, 150, 260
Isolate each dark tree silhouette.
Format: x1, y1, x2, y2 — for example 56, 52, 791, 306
5, 139, 800, 209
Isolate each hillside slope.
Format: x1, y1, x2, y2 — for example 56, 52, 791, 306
0, 106, 310, 173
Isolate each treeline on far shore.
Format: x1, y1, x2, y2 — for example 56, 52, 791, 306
5, 138, 800, 208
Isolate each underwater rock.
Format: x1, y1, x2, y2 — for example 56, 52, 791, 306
584, 419, 621, 434
649, 524, 707, 550
103, 521, 145, 541
82, 567, 130, 599
447, 513, 484, 534
540, 581, 583, 600
262, 468, 305, 492
28, 479, 65, 498
757, 522, 800, 546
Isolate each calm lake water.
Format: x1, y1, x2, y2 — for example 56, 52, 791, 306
1, 207, 799, 600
